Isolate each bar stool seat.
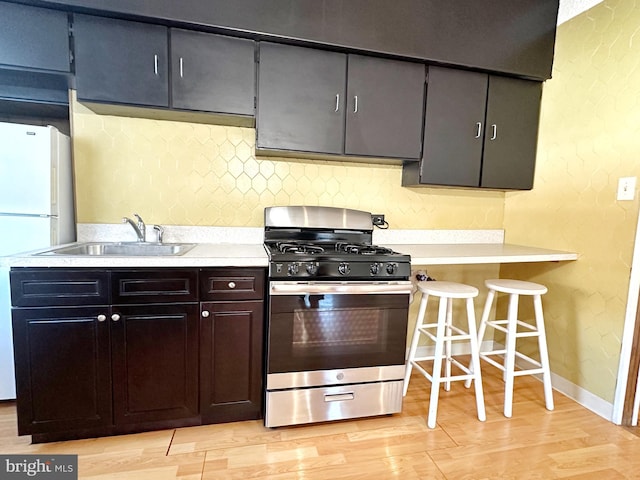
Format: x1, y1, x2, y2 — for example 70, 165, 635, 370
470, 278, 554, 418
403, 281, 486, 428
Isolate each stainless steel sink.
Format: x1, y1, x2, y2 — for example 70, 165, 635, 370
39, 242, 196, 256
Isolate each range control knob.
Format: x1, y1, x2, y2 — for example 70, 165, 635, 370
338, 262, 351, 275
370, 262, 381, 275
386, 263, 398, 275
287, 262, 299, 276
306, 262, 319, 276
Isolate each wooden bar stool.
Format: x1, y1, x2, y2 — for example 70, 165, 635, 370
403, 281, 486, 428
471, 279, 554, 417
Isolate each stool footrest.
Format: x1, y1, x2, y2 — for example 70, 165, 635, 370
479, 351, 544, 372
486, 319, 540, 337
419, 324, 473, 343
410, 360, 477, 384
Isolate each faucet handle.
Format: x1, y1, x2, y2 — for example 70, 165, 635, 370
153, 225, 164, 243
133, 213, 144, 225
133, 213, 146, 241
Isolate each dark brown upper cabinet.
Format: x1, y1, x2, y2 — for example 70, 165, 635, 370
344, 55, 425, 160
170, 29, 255, 116
256, 43, 346, 156
402, 66, 542, 190
73, 15, 256, 117
74, 15, 169, 108
0, 2, 70, 73
256, 42, 425, 161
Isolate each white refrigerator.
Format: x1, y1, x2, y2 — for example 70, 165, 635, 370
0, 122, 76, 400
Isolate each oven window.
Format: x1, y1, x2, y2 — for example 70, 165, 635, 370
268, 293, 408, 374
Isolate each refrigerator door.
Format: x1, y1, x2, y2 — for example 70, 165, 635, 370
0, 215, 55, 256
0, 122, 54, 216
0, 216, 55, 400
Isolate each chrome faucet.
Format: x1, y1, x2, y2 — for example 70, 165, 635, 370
122, 213, 146, 242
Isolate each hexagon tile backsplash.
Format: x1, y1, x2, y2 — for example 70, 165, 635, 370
71, 94, 505, 229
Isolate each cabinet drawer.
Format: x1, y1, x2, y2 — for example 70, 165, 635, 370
10, 269, 109, 307
112, 269, 198, 304
200, 268, 265, 301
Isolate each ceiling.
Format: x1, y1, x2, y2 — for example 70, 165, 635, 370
557, 0, 604, 24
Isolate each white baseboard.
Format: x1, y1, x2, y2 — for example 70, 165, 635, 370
411, 342, 614, 422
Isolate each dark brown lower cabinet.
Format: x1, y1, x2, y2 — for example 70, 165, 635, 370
200, 300, 264, 423
10, 267, 266, 442
111, 303, 199, 426
12, 306, 112, 436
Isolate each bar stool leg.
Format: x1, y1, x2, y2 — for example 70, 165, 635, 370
403, 294, 429, 396
427, 297, 448, 429
465, 296, 486, 422
444, 298, 453, 392
466, 289, 494, 388
533, 294, 554, 411
503, 293, 519, 418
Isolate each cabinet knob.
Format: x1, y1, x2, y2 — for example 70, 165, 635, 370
111, 313, 121, 322
490, 124, 497, 141
228, 281, 236, 289
202, 310, 210, 318
97, 314, 107, 322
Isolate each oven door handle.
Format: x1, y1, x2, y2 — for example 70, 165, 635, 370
269, 281, 413, 295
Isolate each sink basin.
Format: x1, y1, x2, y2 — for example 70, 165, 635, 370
39, 242, 196, 256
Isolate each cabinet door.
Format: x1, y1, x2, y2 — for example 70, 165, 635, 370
200, 301, 264, 423
345, 55, 424, 159
74, 14, 169, 107
0, 3, 70, 72
418, 66, 488, 187
111, 303, 199, 425
480, 76, 542, 190
12, 307, 111, 435
171, 29, 255, 116
256, 42, 346, 155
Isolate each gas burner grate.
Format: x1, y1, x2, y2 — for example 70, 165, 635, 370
335, 243, 395, 255
276, 242, 325, 254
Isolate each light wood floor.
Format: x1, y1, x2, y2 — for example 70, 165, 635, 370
2, 365, 640, 479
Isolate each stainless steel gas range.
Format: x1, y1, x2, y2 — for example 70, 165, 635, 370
263, 206, 412, 427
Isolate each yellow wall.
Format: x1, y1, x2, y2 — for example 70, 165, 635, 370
503, 0, 640, 402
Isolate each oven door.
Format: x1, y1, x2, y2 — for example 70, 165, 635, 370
267, 281, 412, 389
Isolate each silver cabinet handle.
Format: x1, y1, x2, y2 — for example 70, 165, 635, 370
111, 313, 121, 322
475, 122, 482, 139
335, 94, 340, 112
179, 57, 184, 78
154, 54, 159, 75
202, 310, 210, 318
490, 124, 497, 141
97, 314, 107, 322
353, 95, 358, 113
228, 281, 236, 289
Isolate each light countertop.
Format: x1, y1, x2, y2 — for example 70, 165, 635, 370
391, 243, 578, 265
1, 225, 578, 269
2, 243, 269, 268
